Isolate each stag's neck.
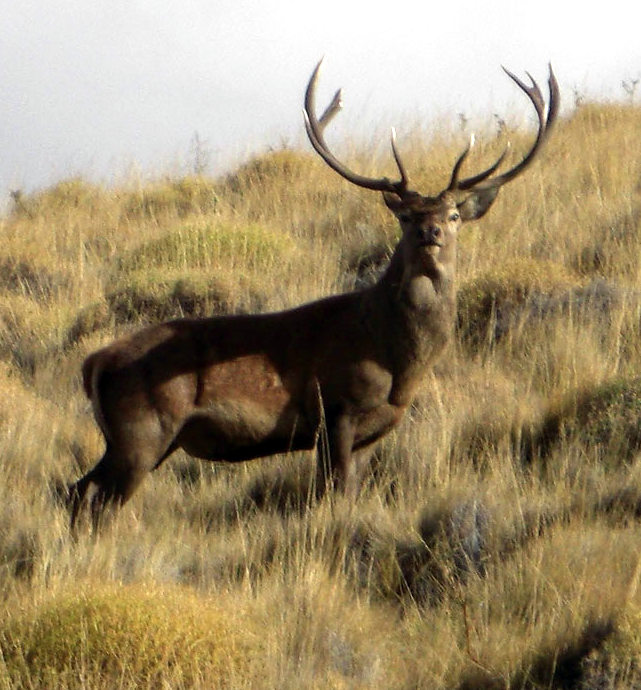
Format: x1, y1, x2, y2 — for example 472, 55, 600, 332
369, 248, 456, 386
379, 248, 456, 316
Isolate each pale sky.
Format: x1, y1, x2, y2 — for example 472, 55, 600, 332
1, 0, 640, 202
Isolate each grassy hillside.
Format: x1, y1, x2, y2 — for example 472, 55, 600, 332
2, 99, 641, 688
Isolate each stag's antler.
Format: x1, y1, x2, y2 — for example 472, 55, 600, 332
448, 65, 559, 193
303, 59, 409, 197
305, 61, 559, 202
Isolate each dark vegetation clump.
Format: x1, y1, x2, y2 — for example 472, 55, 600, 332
341, 241, 391, 290
523, 377, 641, 466
0, 258, 69, 300
456, 257, 581, 349
65, 275, 267, 347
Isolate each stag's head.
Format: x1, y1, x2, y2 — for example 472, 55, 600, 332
303, 60, 559, 281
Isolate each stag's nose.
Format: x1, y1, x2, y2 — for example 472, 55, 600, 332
419, 225, 442, 246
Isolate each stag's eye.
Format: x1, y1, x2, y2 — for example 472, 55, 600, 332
448, 212, 460, 222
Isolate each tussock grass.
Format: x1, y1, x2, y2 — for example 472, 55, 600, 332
0, 581, 259, 689
3, 98, 641, 687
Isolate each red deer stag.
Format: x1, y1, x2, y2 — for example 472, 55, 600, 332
69, 60, 559, 528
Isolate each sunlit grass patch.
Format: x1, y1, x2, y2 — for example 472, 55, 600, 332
117, 219, 300, 274
121, 175, 218, 220
9, 179, 106, 219
570, 198, 641, 279
590, 602, 641, 687
248, 558, 402, 688
447, 523, 639, 688
0, 581, 260, 689
223, 149, 319, 193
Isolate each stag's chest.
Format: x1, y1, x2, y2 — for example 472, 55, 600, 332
386, 291, 454, 405
397, 284, 454, 356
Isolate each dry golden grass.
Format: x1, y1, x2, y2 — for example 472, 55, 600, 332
3, 97, 641, 688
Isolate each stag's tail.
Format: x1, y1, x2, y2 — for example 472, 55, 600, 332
81, 352, 98, 399
81, 352, 111, 442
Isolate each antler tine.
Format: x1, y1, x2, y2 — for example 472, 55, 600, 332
447, 133, 474, 191
318, 86, 343, 128
448, 133, 510, 191
451, 65, 559, 193
390, 127, 409, 192
303, 59, 408, 196
545, 63, 560, 129
455, 141, 511, 191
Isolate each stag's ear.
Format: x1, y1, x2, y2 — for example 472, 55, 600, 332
457, 187, 500, 221
382, 191, 405, 213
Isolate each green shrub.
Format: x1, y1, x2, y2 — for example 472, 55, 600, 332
108, 269, 265, 323
65, 269, 267, 344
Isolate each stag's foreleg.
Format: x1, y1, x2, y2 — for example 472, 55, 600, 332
315, 401, 404, 500
316, 413, 376, 500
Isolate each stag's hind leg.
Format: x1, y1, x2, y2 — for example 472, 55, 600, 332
69, 441, 170, 530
